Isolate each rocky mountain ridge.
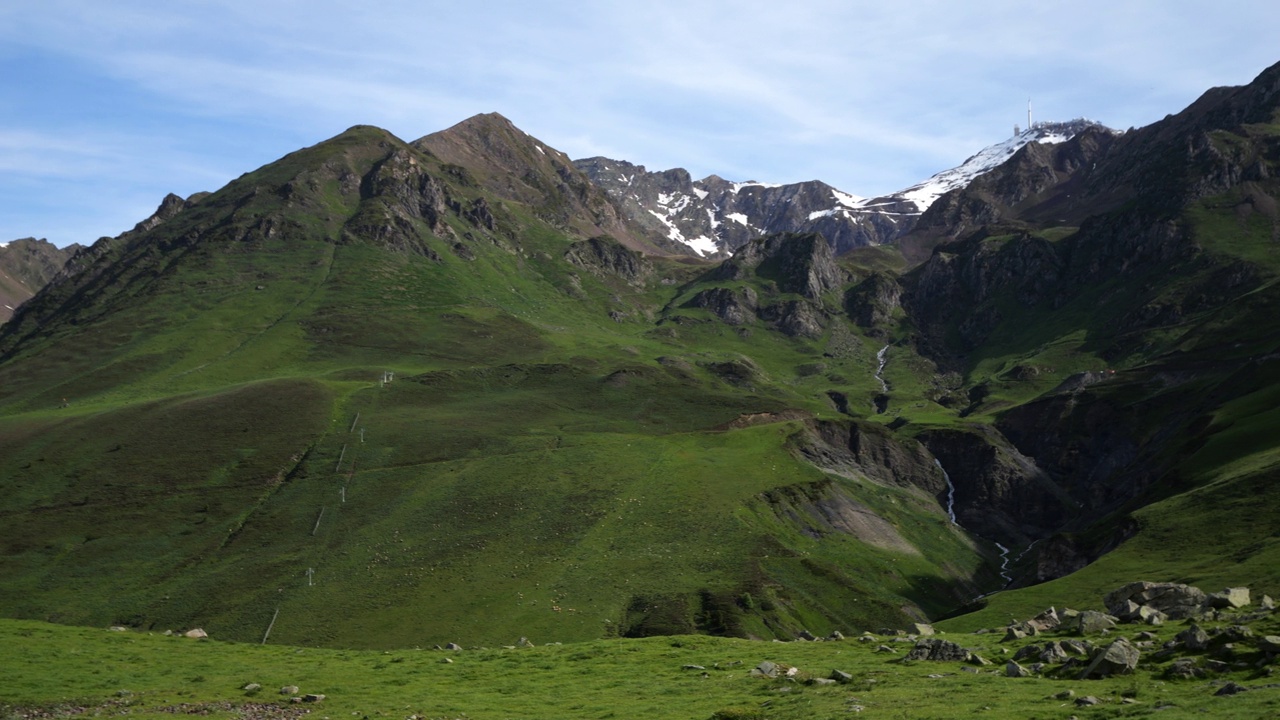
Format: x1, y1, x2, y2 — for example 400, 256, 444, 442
574, 120, 1112, 258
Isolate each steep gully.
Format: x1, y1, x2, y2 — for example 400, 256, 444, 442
874, 344, 1014, 590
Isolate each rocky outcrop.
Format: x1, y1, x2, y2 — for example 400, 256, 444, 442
564, 236, 653, 286
1105, 582, 1211, 620
755, 479, 922, 555
794, 419, 942, 495
684, 287, 758, 325
844, 272, 901, 333
710, 232, 845, 300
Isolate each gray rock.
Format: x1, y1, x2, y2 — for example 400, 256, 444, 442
445, 642, 462, 650
1074, 610, 1116, 635
827, 630, 845, 641
912, 623, 936, 637
1165, 658, 1205, 679
515, 636, 535, 648
108, 626, 127, 632
1207, 587, 1251, 609
1256, 635, 1280, 654
796, 629, 817, 641
682, 664, 705, 671
875, 645, 896, 653
751, 661, 779, 678
301, 694, 325, 702
1104, 581, 1207, 620
1027, 607, 1061, 632
1075, 695, 1100, 706
1005, 661, 1031, 677
242, 683, 262, 692
1079, 638, 1140, 679
280, 686, 299, 695
1053, 689, 1075, 700
809, 678, 837, 686
1215, 682, 1248, 696
1003, 626, 1027, 642
905, 638, 973, 662
1177, 624, 1210, 651
830, 669, 853, 683
184, 628, 208, 639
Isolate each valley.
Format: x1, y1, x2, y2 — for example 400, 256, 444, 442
4, 57, 1280, 719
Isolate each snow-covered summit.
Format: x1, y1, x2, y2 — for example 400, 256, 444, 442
894, 119, 1111, 212
575, 119, 1113, 257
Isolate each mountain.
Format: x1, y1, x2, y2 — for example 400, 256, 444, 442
0, 120, 992, 648
574, 120, 1111, 258
0, 238, 80, 323
3, 61, 1280, 654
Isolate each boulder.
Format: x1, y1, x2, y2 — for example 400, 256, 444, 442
183, 628, 208, 639
830, 669, 853, 683
301, 694, 325, 702
1074, 611, 1116, 635
1104, 581, 1207, 619
1207, 587, 1251, 609
445, 642, 462, 650
1165, 658, 1205, 679
1027, 607, 1061, 632
751, 661, 779, 678
242, 683, 262, 692
827, 630, 845, 641
1262, 595, 1276, 610
1177, 624, 1210, 652
905, 638, 973, 662
1005, 661, 1031, 677
1079, 638, 1140, 679
1256, 635, 1280, 654
911, 623, 936, 637
1215, 682, 1248, 696
280, 686, 299, 695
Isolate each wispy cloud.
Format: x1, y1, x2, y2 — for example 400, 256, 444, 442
2, 0, 1279, 244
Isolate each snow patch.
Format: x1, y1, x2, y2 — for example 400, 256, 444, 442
685, 235, 718, 256
808, 209, 835, 221
731, 181, 782, 194
535, 145, 546, 155
725, 212, 751, 226
692, 187, 709, 200
706, 209, 721, 230
831, 189, 866, 209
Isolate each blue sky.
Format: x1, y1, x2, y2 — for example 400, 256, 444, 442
4, 1, 1279, 248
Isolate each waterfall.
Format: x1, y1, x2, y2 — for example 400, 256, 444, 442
874, 344, 889, 392
934, 459, 958, 524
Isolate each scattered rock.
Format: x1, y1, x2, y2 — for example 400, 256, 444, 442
242, 683, 262, 692
1074, 611, 1116, 635
827, 630, 845, 641
445, 642, 462, 650
830, 669, 853, 684
1005, 661, 1031, 677
280, 686, 299, 695
1215, 682, 1248, 696
301, 694, 324, 703
108, 626, 127, 632
440, 657, 453, 664
1177, 624, 1210, 652
751, 661, 779, 678
1165, 658, 1205, 679
1079, 638, 1140, 679
1207, 587, 1251, 609
1075, 695, 1100, 706
809, 677, 837, 686
1261, 595, 1276, 611
905, 639, 973, 662
1256, 635, 1280, 654
516, 637, 535, 648
1053, 689, 1076, 700
1027, 607, 1061, 632
875, 645, 896, 654
912, 623, 936, 637
184, 628, 208, 639
1104, 581, 1207, 620
682, 664, 706, 671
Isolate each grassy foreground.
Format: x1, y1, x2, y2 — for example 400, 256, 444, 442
4, 614, 1278, 720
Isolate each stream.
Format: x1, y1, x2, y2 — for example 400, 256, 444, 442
874, 344, 889, 393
